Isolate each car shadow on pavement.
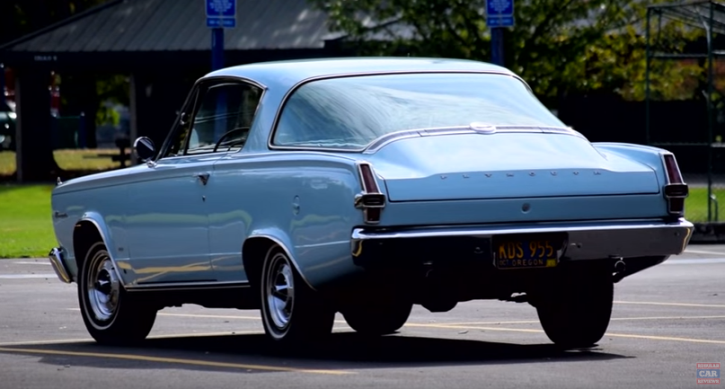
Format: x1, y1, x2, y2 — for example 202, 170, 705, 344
0, 332, 632, 374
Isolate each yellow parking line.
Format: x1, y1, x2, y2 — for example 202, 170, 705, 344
0, 338, 94, 347
56, 308, 725, 346
0, 347, 353, 375
404, 323, 725, 345
0, 331, 258, 347
603, 333, 725, 345
614, 301, 725, 309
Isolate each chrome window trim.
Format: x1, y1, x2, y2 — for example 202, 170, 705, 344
154, 75, 268, 163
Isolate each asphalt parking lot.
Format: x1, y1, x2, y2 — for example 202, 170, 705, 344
0, 247, 723, 389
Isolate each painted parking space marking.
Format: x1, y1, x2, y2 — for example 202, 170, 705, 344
139, 310, 725, 326
402, 323, 725, 345
664, 258, 725, 265
13, 262, 51, 266
113, 310, 725, 345
0, 274, 58, 279
0, 331, 259, 347
683, 249, 725, 256
614, 301, 725, 309
0, 346, 354, 375
444, 315, 725, 326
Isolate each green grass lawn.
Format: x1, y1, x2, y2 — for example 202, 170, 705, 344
0, 184, 721, 259
686, 187, 725, 222
0, 185, 57, 258
0, 149, 123, 176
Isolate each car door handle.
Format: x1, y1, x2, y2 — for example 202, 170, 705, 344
195, 173, 210, 185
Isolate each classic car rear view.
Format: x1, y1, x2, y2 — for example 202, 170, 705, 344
47, 58, 693, 351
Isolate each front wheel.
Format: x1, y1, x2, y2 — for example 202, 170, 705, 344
78, 241, 157, 345
535, 262, 614, 349
259, 245, 335, 345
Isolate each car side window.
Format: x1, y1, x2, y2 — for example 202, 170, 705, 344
185, 82, 262, 155
164, 110, 195, 158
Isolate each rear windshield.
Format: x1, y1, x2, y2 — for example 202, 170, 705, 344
272, 72, 566, 150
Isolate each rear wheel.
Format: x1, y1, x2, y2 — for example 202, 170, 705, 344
342, 300, 413, 336
535, 261, 614, 349
78, 241, 157, 345
259, 245, 335, 345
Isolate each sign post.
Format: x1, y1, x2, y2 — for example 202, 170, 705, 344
486, 0, 514, 67
206, 0, 237, 71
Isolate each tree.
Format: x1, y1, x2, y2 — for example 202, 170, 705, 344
311, 0, 704, 102
0, 0, 108, 45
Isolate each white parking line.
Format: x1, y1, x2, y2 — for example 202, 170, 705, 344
665, 258, 725, 265
13, 262, 51, 266
683, 249, 725, 256
0, 274, 58, 279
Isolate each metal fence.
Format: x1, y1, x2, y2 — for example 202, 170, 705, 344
646, 0, 725, 222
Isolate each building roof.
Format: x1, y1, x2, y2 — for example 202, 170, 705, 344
1, 0, 332, 53
3, 0, 327, 53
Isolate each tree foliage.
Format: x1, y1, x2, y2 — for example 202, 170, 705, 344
312, 0, 705, 101
0, 0, 107, 45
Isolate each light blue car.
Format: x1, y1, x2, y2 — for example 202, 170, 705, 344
48, 57, 693, 350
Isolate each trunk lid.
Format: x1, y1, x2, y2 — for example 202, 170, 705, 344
364, 133, 661, 202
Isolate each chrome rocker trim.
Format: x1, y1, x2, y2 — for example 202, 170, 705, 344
49, 247, 72, 284
351, 218, 694, 261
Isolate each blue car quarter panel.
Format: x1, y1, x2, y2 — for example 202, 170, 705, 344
207, 152, 365, 287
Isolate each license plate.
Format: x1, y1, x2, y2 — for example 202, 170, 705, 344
494, 236, 564, 270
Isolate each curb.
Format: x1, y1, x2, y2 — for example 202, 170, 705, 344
689, 222, 725, 244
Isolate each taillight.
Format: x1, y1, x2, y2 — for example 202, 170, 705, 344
663, 154, 684, 184
662, 153, 688, 216
359, 163, 379, 192
354, 162, 386, 224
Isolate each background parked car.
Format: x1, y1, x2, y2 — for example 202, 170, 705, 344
0, 100, 16, 151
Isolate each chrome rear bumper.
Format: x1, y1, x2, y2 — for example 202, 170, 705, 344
351, 218, 693, 262
49, 247, 72, 284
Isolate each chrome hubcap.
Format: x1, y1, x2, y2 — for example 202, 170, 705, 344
265, 253, 295, 330
86, 251, 120, 323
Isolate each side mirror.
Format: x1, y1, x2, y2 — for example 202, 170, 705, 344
133, 136, 156, 162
